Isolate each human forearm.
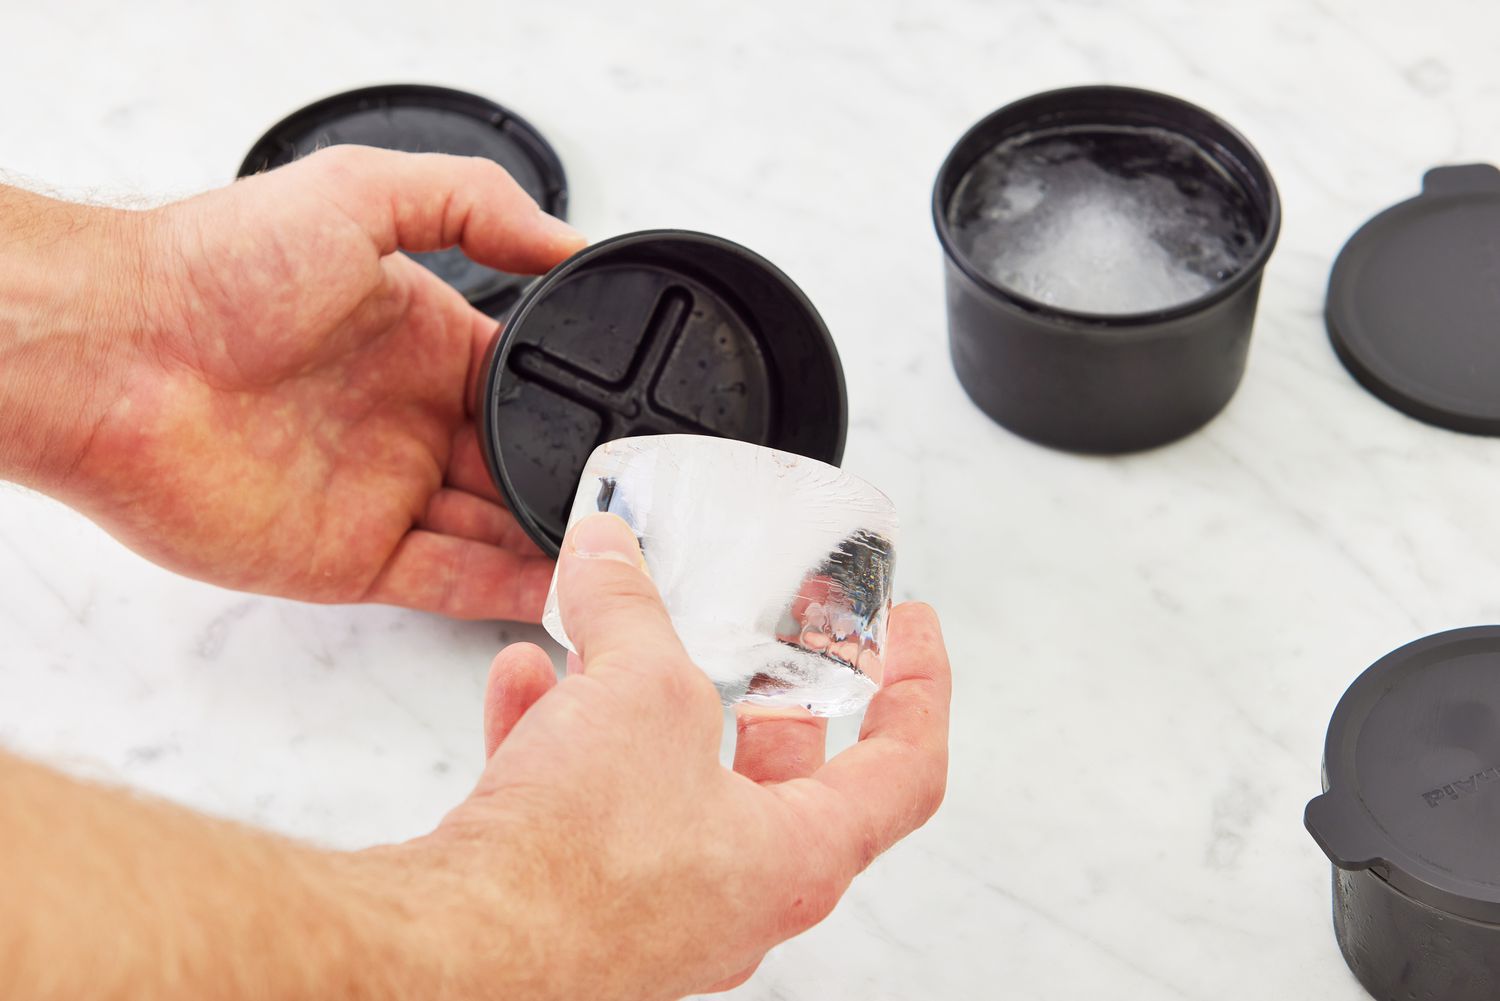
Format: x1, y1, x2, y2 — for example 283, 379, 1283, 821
0, 184, 151, 497
0, 751, 534, 1001
0, 510, 951, 1001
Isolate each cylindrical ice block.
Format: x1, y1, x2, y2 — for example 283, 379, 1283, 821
543, 435, 898, 718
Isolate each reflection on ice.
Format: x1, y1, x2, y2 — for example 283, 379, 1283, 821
543, 435, 899, 717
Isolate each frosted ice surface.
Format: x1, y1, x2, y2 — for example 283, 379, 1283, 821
946, 126, 1259, 314
543, 435, 898, 717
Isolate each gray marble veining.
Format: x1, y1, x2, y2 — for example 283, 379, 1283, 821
3, 1, 1499, 997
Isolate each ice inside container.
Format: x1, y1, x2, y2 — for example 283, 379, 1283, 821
946, 125, 1259, 314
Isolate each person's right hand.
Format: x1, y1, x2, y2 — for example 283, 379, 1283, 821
374, 512, 951, 1001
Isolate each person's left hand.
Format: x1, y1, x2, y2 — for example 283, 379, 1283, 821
60, 147, 585, 620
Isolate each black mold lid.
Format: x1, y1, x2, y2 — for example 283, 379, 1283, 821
1306, 626, 1500, 923
238, 84, 567, 318
1326, 164, 1500, 435
477, 230, 849, 557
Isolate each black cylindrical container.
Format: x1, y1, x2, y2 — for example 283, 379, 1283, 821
932, 86, 1281, 453
1305, 626, 1500, 1001
476, 230, 848, 556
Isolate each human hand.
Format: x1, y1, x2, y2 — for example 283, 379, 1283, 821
373, 513, 951, 1000
36, 147, 584, 620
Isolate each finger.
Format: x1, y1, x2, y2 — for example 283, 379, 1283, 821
554, 513, 707, 701
363, 530, 555, 622
853, 602, 949, 745
733, 705, 828, 783
793, 603, 951, 873
383, 256, 503, 427
566, 651, 584, 676
702, 961, 762, 993
285, 252, 414, 368
467, 309, 502, 419
298, 145, 586, 273
446, 424, 506, 504
420, 488, 540, 554
483, 643, 557, 756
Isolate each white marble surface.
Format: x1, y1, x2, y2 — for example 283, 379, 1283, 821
3, 1, 1499, 997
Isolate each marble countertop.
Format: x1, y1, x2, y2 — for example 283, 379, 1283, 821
4, 1, 1499, 997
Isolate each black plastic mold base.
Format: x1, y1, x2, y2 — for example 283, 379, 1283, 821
477, 230, 848, 556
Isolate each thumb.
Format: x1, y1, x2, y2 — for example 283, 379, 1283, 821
555, 514, 709, 702
289, 145, 586, 274
483, 643, 557, 756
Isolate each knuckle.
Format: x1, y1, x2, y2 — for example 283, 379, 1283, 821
295, 145, 379, 198
719, 962, 760, 991
578, 648, 633, 674
797, 870, 846, 927
576, 558, 655, 602
464, 154, 505, 179
916, 759, 949, 822
655, 655, 719, 708
303, 143, 366, 176
587, 583, 663, 630
852, 820, 884, 872
464, 155, 526, 195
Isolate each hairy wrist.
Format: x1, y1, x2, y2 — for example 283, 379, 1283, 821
343, 832, 575, 1001
4, 752, 480, 1001
0, 184, 157, 495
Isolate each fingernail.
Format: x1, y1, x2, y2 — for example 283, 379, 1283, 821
569, 513, 642, 566
536, 208, 585, 246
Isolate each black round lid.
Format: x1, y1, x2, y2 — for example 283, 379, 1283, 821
476, 230, 849, 557
1306, 626, 1500, 923
1326, 164, 1500, 435
238, 84, 567, 318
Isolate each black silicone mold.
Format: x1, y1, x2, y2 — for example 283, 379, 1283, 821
476, 230, 848, 556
